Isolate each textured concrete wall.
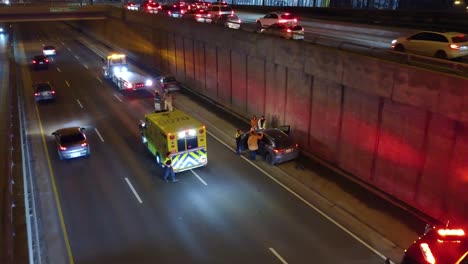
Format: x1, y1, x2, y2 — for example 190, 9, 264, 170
74, 10, 468, 223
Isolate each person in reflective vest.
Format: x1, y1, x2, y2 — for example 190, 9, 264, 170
235, 128, 243, 155
258, 115, 266, 130
163, 152, 178, 182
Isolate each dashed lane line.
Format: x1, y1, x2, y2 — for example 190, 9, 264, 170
190, 170, 207, 186
125, 177, 143, 204
94, 128, 105, 142
269, 248, 288, 264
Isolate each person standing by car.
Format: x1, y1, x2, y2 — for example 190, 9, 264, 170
163, 152, 178, 182
258, 115, 267, 130
164, 91, 174, 112
247, 129, 263, 160
250, 115, 258, 130
235, 128, 243, 155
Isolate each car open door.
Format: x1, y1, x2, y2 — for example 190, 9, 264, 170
277, 125, 290, 135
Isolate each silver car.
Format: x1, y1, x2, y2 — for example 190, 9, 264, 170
34, 82, 56, 102
262, 23, 304, 40
213, 14, 241, 29
52, 127, 90, 160
240, 126, 299, 165
158, 76, 181, 92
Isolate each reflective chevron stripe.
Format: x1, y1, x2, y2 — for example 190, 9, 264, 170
172, 148, 207, 172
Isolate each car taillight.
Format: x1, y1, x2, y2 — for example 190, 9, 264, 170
33, 60, 36, 64
207, 14, 211, 17
181, 10, 185, 14
81, 142, 87, 147
34, 92, 39, 96
45, 59, 49, 62
294, 18, 298, 22
295, 144, 299, 148
450, 44, 460, 50
278, 19, 287, 23
219, 11, 221, 15
59, 146, 67, 151
196, 14, 201, 17
419, 243, 436, 264
287, 29, 291, 33
168, 11, 171, 15
273, 149, 281, 154
51, 90, 56, 94
231, 10, 234, 15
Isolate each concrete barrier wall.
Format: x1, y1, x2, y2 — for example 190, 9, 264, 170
73, 9, 468, 223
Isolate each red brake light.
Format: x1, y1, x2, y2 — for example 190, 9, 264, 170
196, 14, 201, 17
168, 11, 171, 14
278, 19, 287, 23
450, 44, 460, 50
81, 142, 87, 147
295, 144, 299, 148
231, 10, 234, 15
287, 29, 291, 33
294, 18, 297, 22
34, 92, 39, 96
273, 149, 281, 154
51, 90, 56, 94
438, 229, 465, 237
45, 59, 49, 62
59, 146, 67, 151
33, 60, 36, 63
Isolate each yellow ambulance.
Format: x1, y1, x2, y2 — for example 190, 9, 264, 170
139, 109, 207, 172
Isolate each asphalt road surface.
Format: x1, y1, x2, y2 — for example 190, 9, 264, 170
18, 21, 389, 264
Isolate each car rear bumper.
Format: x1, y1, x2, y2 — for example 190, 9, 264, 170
273, 150, 299, 164
227, 22, 240, 29
35, 95, 55, 101
59, 147, 89, 159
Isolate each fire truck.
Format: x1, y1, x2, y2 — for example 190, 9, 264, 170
102, 53, 153, 91
138, 109, 208, 172
399, 224, 468, 264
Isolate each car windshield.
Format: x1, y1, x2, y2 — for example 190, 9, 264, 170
266, 130, 293, 149
289, 25, 303, 31
35, 84, 52, 92
44, 46, 55, 50
452, 35, 468, 43
220, 6, 232, 11
34, 56, 46, 60
228, 14, 239, 19
164, 77, 176, 82
60, 132, 85, 144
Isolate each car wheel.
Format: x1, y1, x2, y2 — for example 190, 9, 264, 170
256, 22, 262, 33
265, 153, 275, 165
435, 50, 448, 60
394, 44, 404, 52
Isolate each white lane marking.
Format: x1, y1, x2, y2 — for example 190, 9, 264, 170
207, 130, 392, 261
125, 177, 143, 204
74, 55, 79, 59
65, 80, 70, 87
96, 77, 103, 83
83, 64, 88, 69
67, 47, 71, 51
113, 93, 123, 103
269, 248, 288, 264
57, 67, 61, 72
50, 57, 54, 62
94, 128, 105, 142
190, 170, 207, 186
76, 99, 83, 108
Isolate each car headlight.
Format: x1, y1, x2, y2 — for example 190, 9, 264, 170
145, 79, 153, 86
113, 67, 121, 73
391, 39, 397, 44
121, 66, 128, 72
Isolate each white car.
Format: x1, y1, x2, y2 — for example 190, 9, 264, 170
43, 45, 56, 56
391, 31, 468, 60
207, 3, 233, 19
256, 11, 298, 32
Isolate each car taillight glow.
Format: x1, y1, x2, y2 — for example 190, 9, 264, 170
51, 90, 56, 94
125, 82, 133, 88
196, 14, 201, 17
34, 92, 39, 96
81, 142, 87, 147
59, 146, 67, 151
168, 11, 172, 15
287, 29, 291, 33
45, 59, 49, 62
294, 18, 297, 22
231, 10, 234, 14
438, 229, 465, 237
419, 243, 436, 264
278, 19, 287, 23
33, 60, 36, 63
450, 44, 460, 50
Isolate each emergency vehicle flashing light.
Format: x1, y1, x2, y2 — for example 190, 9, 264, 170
109, 54, 125, 59
438, 229, 465, 237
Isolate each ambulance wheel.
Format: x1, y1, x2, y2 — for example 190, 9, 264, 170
156, 153, 163, 167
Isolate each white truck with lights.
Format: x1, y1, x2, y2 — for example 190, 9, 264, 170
102, 53, 153, 91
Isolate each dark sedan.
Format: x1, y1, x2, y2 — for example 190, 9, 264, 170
52, 127, 90, 160
182, 8, 212, 23
31, 55, 49, 70
158, 75, 181, 92
240, 126, 299, 165
33, 82, 56, 102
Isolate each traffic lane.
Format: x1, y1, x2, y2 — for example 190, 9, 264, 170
19, 23, 168, 263
168, 134, 384, 264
